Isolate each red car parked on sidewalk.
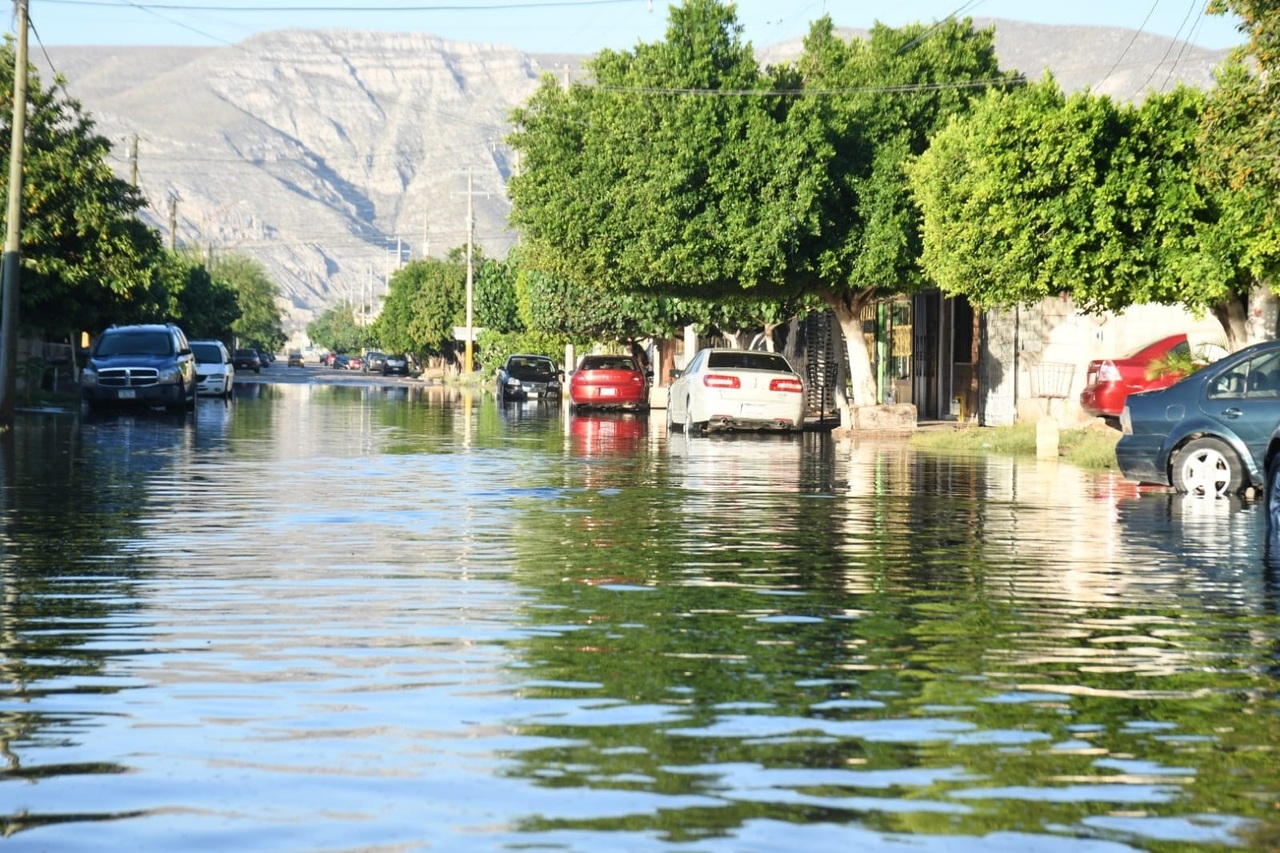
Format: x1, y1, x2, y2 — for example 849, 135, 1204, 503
1080, 333, 1189, 422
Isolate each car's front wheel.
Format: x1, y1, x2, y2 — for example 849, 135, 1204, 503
1172, 437, 1245, 497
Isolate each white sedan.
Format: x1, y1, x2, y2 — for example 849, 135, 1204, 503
666, 348, 806, 435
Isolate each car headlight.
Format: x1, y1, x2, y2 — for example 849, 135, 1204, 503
158, 366, 182, 383
81, 368, 97, 386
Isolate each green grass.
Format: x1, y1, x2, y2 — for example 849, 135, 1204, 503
908, 422, 1121, 471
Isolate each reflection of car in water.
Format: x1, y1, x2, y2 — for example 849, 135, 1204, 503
569, 412, 647, 457
667, 430, 805, 493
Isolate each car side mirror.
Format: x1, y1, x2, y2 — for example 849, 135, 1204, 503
670, 369, 683, 379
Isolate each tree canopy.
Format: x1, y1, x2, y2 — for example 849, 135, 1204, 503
507, 2, 1013, 415
2, 39, 165, 337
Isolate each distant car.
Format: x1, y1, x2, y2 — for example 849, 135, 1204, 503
569, 354, 650, 411
256, 349, 272, 368
497, 354, 562, 402
287, 351, 305, 368
383, 354, 409, 376
363, 351, 387, 373
80, 323, 199, 412
232, 348, 261, 373
332, 354, 350, 370
347, 356, 364, 371
666, 348, 805, 435
1080, 334, 1190, 422
1116, 339, 1280, 496
191, 339, 235, 399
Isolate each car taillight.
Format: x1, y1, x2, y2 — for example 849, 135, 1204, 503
1119, 406, 1133, 435
703, 374, 740, 389
1097, 361, 1121, 382
770, 377, 804, 393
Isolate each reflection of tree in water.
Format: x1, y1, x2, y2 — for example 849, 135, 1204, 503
1, 416, 176, 837
499, 441, 1280, 845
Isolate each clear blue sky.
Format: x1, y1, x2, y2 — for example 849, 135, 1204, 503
28, 0, 1245, 53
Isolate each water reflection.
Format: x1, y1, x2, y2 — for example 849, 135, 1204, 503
1, 391, 1277, 851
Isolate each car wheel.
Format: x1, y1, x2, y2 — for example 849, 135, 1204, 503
683, 399, 703, 437
1172, 437, 1244, 497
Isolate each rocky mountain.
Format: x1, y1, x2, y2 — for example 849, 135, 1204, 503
36, 20, 1231, 336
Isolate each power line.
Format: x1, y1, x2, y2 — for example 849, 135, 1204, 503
42, 0, 636, 12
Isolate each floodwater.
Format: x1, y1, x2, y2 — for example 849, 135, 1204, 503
2, 383, 1278, 852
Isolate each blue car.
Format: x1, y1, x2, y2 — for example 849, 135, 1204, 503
1116, 339, 1280, 496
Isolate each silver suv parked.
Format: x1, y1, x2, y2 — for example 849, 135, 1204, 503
81, 323, 198, 412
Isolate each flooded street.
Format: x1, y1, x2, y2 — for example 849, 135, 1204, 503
2, 383, 1278, 851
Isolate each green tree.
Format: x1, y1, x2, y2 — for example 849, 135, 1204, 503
476, 254, 522, 334
508, 3, 1011, 422
211, 253, 284, 351
779, 17, 1016, 413
907, 78, 1266, 348
168, 251, 240, 341
307, 302, 367, 354
1196, 2, 1280, 344
373, 254, 466, 365
2, 39, 167, 336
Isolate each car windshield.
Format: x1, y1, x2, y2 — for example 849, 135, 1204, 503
191, 343, 224, 363
705, 352, 792, 372
96, 331, 172, 356
510, 357, 554, 373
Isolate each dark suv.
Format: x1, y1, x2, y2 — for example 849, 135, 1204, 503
81, 323, 198, 412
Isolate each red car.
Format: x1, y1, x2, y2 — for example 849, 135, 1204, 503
569, 354, 650, 411
1080, 333, 1189, 421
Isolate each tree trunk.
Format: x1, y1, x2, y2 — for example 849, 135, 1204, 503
821, 288, 878, 429
1212, 289, 1251, 351
653, 337, 677, 386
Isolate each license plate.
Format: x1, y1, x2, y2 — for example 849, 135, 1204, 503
600, 387, 617, 396
118, 389, 137, 400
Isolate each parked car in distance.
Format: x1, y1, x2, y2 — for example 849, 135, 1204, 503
569, 354, 650, 411
80, 323, 198, 412
190, 339, 235, 399
363, 351, 387, 373
1115, 339, 1280, 496
347, 356, 364, 371
666, 348, 805, 435
332, 353, 350, 370
256, 349, 273, 367
383, 353, 409, 376
1080, 333, 1190, 422
232, 348, 261, 373
287, 351, 305, 367
497, 354, 562, 401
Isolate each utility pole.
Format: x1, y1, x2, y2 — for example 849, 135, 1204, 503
168, 193, 179, 252
0, 0, 30, 424
130, 134, 139, 187
465, 169, 475, 374
453, 168, 488, 375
